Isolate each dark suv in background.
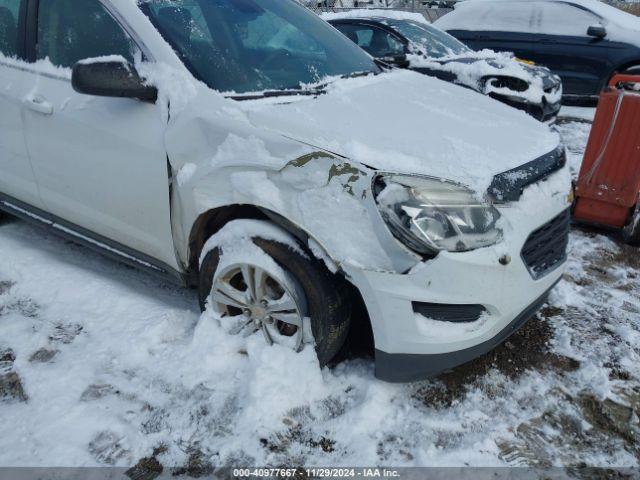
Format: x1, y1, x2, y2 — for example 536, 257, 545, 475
435, 0, 640, 104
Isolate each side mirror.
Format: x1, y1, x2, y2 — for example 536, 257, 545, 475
378, 54, 410, 68
72, 58, 158, 102
587, 25, 607, 39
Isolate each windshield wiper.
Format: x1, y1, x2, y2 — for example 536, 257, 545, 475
341, 70, 379, 79
226, 71, 377, 101
227, 88, 327, 101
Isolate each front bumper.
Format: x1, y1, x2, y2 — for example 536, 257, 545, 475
490, 92, 562, 123
374, 278, 559, 382
344, 166, 571, 382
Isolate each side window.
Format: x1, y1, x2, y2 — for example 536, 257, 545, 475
36, 0, 136, 68
0, 0, 20, 57
536, 3, 601, 36
335, 24, 404, 58
472, 4, 537, 33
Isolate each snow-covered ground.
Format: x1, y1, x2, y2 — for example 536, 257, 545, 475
1, 112, 639, 470
559, 106, 597, 123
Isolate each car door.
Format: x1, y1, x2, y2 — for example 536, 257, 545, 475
444, 2, 539, 56
515, 2, 612, 97
0, 0, 43, 207
21, 0, 179, 270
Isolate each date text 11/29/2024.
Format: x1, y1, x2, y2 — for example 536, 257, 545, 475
233, 468, 401, 478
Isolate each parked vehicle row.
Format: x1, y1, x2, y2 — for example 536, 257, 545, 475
0, 0, 571, 382
323, 10, 563, 122
435, 0, 640, 105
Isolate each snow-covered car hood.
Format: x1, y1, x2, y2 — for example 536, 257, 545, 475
437, 55, 558, 87
237, 70, 560, 194
408, 51, 562, 104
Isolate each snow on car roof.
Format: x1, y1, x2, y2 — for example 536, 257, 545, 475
461, 0, 640, 28
320, 9, 430, 25
435, 0, 640, 44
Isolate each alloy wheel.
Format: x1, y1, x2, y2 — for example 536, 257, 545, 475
210, 263, 308, 351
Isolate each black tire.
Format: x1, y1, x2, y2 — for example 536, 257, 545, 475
198, 237, 351, 366
622, 203, 640, 246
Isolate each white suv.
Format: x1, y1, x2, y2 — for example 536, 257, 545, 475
0, 0, 571, 382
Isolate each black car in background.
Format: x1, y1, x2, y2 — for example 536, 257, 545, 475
434, 0, 640, 105
325, 12, 562, 122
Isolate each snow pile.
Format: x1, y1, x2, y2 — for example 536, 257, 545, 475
199, 219, 307, 264
137, 62, 198, 123
176, 163, 197, 187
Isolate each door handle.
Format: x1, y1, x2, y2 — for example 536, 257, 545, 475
23, 95, 54, 115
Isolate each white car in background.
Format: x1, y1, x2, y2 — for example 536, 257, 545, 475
0, 0, 571, 382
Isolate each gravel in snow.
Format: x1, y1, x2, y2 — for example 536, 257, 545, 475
0, 109, 638, 469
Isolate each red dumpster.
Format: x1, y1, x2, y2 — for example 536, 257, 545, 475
573, 74, 640, 244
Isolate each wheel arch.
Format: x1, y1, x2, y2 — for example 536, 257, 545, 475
187, 204, 324, 286
187, 204, 375, 357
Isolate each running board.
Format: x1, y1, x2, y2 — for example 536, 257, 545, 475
0, 192, 187, 286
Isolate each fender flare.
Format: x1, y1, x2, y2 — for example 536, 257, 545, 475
186, 204, 339, 286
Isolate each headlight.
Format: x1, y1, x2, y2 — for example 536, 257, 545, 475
374, 174, 502, 256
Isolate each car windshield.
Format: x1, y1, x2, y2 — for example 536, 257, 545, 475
139, 0, 380, 96
386, 19, 470, 58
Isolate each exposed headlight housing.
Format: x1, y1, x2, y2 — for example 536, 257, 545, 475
373, 174, 502, 256
483, 76, 529, 93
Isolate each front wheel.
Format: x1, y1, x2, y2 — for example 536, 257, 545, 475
198, 222, 351, 366
622, 203, 640, 246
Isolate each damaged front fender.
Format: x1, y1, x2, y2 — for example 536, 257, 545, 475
164, 90, 417, 275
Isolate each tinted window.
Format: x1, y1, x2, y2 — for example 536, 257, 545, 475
0, 0, 19, 57
533, 3, 600, 36
334, 24, 405, 58
37, 0, 136, 68
386, 20, 469, 57
140, 0, 379, 94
